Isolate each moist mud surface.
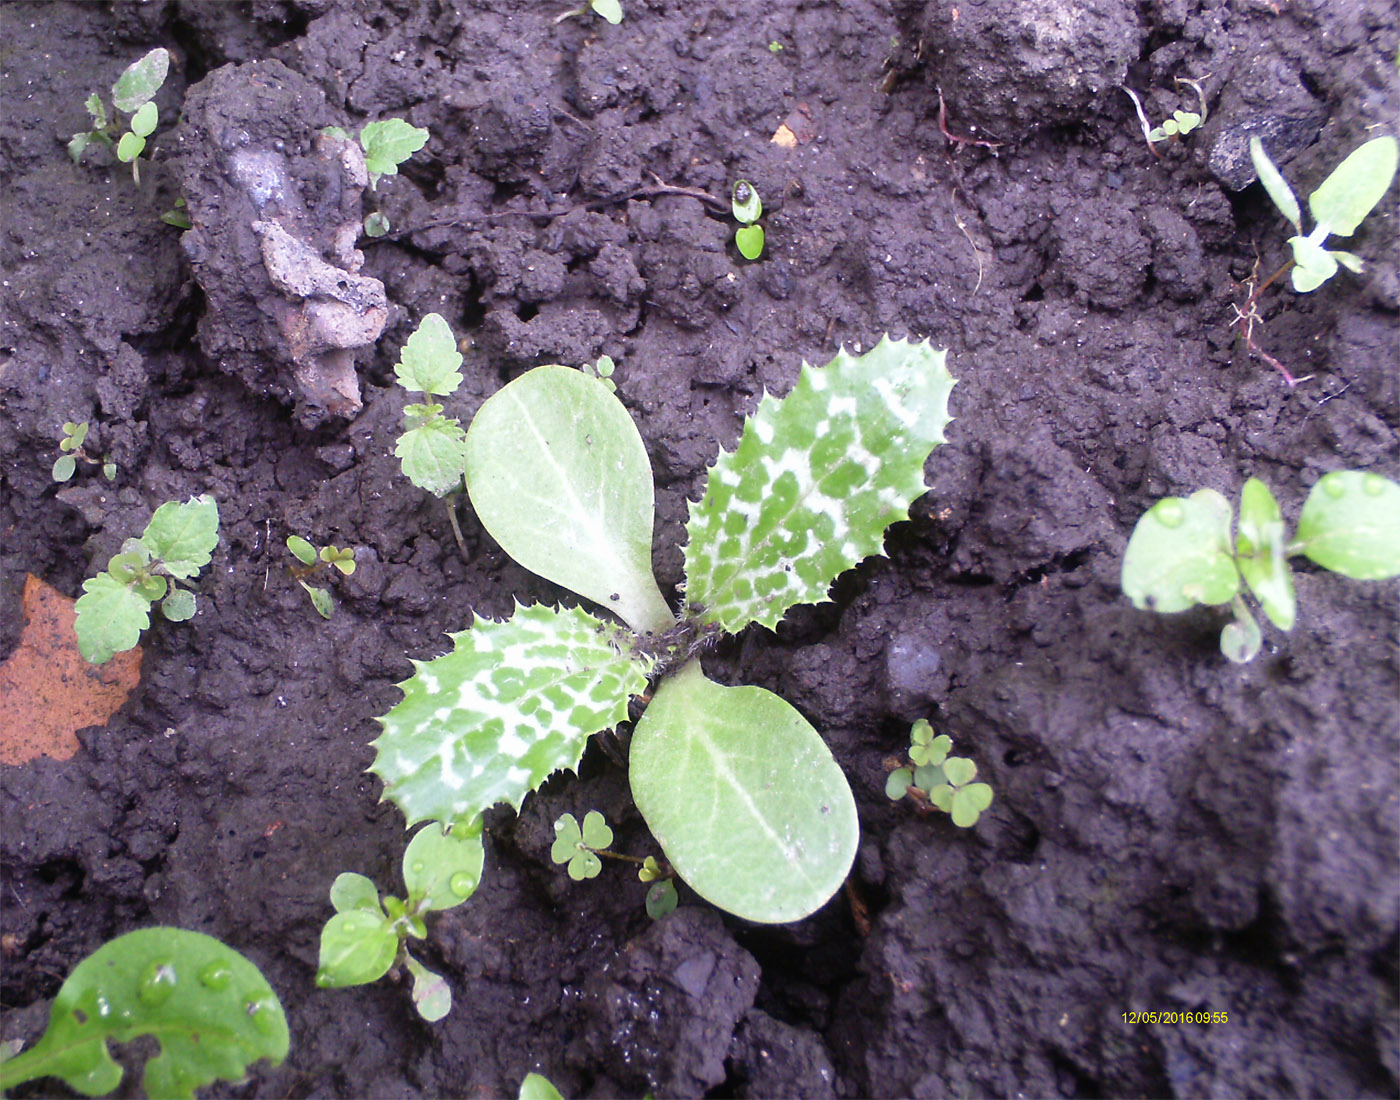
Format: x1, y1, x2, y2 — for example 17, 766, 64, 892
2, 2, 1397, 1097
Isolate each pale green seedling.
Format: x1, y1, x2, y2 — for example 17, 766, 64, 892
0, 927, 287, 1100
732, 179, 765, 260
316, 820, 483, 1021
1122, 471, 1400, 662
74, 495, 219, 664
287, 535, 356, 618
1250, 136, 1399, 292
372, 336, 957, 924
520, 1073, 566, 1100
359, 118, 430, 190
549, 810, 679, 917
54, 421, 118, 483
393, 313, 469, 497
554, 0, 623, 25
69, 48, 169, 185
886, 720, 993, 828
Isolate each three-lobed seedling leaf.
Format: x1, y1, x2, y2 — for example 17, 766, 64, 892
1122, 471, 1400, 661
359, 118, 430, 189
74, 496, 219, 664
0, 928, 287, 1100
1250, 135, 1399, 292
886, 720, 993, 828
70, 48, 169, 185
551, 811, 613, 880
732, 179, 765, 260
393, 313, 469, 497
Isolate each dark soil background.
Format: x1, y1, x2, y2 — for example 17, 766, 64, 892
2, 1, 1397, 1097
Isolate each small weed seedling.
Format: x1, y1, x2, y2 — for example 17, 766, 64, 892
554, 0, 623, 25
550, 810, 679, 919
316, 821, 484, 1021
69, 48, 169, 185
886, 720, 994, 828
371, 335, 956, 929
1122, 79, 1207, 157
74, 495, 219, 664
0, 927, 287, 1099
322, 119, 430, 235
393, 313, 468, 498
580, 354, 617, 392
287, 535, 356, 619
52, 421, 116, 483
732, 179, 765, 260
1122, 472, 1400, 662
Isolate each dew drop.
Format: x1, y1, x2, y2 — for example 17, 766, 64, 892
198, 962, 234, 991
137, 960, 178, 1006
449, 872, 475, 897
1363, 474, 1385, 496
92, 993, 114, 1019
1322, 474, 1346, 498
1155, 500, 1185, 528
411, 861, 425, 875
244, 993, 280, 1035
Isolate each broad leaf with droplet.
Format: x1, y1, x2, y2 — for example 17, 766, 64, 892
0, 928, 287, 1100
629, 661, 858, 923
401, 819, 484, 911
1121, 489, 1240, 612
316, 910, 397, 988
684, 336, 956, 633
1291, 470, 1400, 580
372, 602, 654, 828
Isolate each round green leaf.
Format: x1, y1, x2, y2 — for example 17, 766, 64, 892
927, 784, 954, 813
401, 820, 485, 912
913, 763, 946, 793
286, 535, 318, 565
568, 850, 602, 881
942, 756, 978, 787
646, 880, 679, 920
464, 365, 673, 634
885, 767, 914, 801
735, 224, 765, 260
329, 873, 383, 914
551, 815, 582, 865
364, 211, 391, 237
731, 180, 762, 224
1122, 489, 1240, 612
405, 953, 451, 1022
630, 662, 858, 924
520, 1073, 566, 1100
1220, 601, 1262, 664
1293, 471, 1400, 580
52, 455, 76, 482
130, 101, 158, 138
950, 783, 993, 827
1288, 235, 1338, 292
315, 910, 397, 988
161, 587, 195, 621
580, 810, 613, 850
591, 0, 623, 23
116, 131, 145, 163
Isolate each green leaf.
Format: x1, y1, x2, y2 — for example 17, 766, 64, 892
1292, 471, 1400, 580
396, 416, 468, 497
316, 910, 398, 989
372, 603, 654, 828
1250, 137, 1302, 233
130, 101, 158, 138
685, 337, 957, 634
53, 455, 76, 482
629, 661, 859, 924
646, 879, 679, 920
1331, 250, 1365, 275
84, 92, 106, 128
74, 572, 151, 664
591, 0, 623, 23
287, 535, 318, 565
927, 784, 954, 813
1121, 489, 1241, 612
301, 581, 334, 619
360, 119, 430, 182
580, 809, 613, 849
68, 132, 94, 162
405, 953, 451, 1022
401, 820, 485, 911
116, 131, 145, 163
1235, 477, 1296, 631
0, 928, 287, 1100
322, 546, 357, 574
1288, 234, 1338, 292
320, 125, 350, 142
885, 767, 914, 800
735, 224, 765, 260
942, 756, 978, 787
639, 856, 663, 883
1220, 599, 1262, 664
731, 180, 762, 224
161, 587, 196, 622
551, 814, 583, 863
140, 495, 220, 579
552, 813, 606, 880
111, 48, 169, 113
329, 873, 383, 914
1308, 136, 1398, 238
464, 365, 674, 634
395, 313, 464, 396
949, 783, 993, 827
520, 1072, 567, 1100
912, 763, 945, 792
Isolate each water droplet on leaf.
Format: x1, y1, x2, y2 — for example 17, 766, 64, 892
198, 962, 233, 990
244, 993, 279, 1034
1363, 474, 1385, 496
1155, 500, 1184, 528
137, 960, 177, 1006
1322, 475, 1346, 498
449, 872, 475, 897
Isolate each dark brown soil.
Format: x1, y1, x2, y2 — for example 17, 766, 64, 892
2, 2, 1397, 1097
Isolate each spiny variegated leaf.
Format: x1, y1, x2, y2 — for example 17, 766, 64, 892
371, 603, 653, 828
684, 336, 956, 633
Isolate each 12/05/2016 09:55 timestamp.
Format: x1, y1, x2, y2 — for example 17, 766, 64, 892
1124, 1011, 1228, 1024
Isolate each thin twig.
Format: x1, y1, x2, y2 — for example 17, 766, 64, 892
445, 496, 470, 561
936, 87, 1001, 150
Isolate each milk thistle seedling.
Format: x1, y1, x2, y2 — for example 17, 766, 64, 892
732, 179, 765, 260
550, 810, 679, 918
69, 48, 169, 185
1122, 472, 1400, 662
0, 927, 287, 1100
886, 720, 994, 828
371, 336, 956, 925
287, 535, 356, 619
52, 421, 116, 483
316, 820, 484, 1021
74, 495, 219, 664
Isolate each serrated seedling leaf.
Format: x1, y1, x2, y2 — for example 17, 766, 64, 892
161, 587, 195, 622
885, 767, 914, 800
405, 953, 451, 1022
84, 92, 106, 128
685, 336, 956, 634
75, 572, 151, 664
0, 928, 286, 1100
1309, 136, 1398, 238
395, 313, 464, 396
646, 879, 679, 919
130, 101, 158, 138
141, 496, 219, 579
942, 756, 978, 787
950, 783, 993, 827
53, 455, 76, 482
630, 661, 859, 923
1250, 137, 1302, 233
287, 535, 318, 565
111, 48, 168, 113
520, 1072, 567, 1100
395, 418, 468, 497
1220, 601, 1262, 664
360, 119, 430, 182
401, 820, 484, 911
1235, 477, 1296, 631
116, 131, 145, 163
329, 873, 383, 914
1292, 471, 1400, 580
464, 365, 673, 634
372, 603, 654, 828
1121, 489, 1240, 612
591, 0, 623, 23
316, 910, 397, 988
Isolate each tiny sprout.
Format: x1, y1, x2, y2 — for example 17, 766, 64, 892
53, 421, 115, 483
554, 0, 622, 25
287, 535, 355, 619
887, 721, 993, 828
551, 811, 613, 880
581, 354, 617, 392
70, 48, 169, 186
161, 196, 192, 229
769, 41, 784, 53
364, 211, 391, 238
638, 855, 665, 883
731, 180, 765, 260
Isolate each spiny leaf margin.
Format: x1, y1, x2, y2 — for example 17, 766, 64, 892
684, 335, 956, 633
371, 603, 654, 828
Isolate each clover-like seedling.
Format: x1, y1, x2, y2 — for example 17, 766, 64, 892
886, 720, 993, 828
1250, 135, 1399, 293
316, 820, 483, 1022
69, 48, 169, 186
359, 118, 430, 191
287, 535, 356, 619
1123, 79, 1207, 157
1122, 471, 1400, 662
1149, 110, 1202, 143
554, 0, 623, 25
371, 335, 956, 925
732, 179, 765, 260
0, 927, 287, 1100
551, 811, 613, 880
581, 354, 617, 392
74, 495, 219, 664
393, 313, 468, 498
52, 420, 116, 483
